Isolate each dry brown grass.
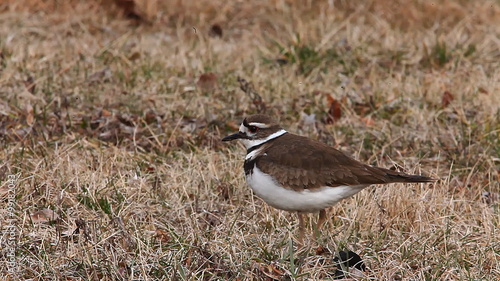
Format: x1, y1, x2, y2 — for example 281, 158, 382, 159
1, 0, 499, 280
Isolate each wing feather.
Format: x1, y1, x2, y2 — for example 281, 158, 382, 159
255, 133, 432, 191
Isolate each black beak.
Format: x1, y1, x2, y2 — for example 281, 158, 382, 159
222, 132, 244, 142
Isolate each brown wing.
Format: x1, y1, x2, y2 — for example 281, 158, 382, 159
256, 133, 433, 191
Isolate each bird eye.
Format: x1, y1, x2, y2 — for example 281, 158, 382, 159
248, 126, 258, 133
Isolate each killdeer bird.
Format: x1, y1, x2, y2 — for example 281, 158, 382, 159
222, 114, 434, 239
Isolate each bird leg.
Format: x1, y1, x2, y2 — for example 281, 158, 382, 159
317, 209, 327, 231
313, 209, 328, 239
297, 212, 305, 243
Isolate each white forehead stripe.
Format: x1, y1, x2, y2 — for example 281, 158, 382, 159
248, 122, 271, 128
239, 123, 247, 132
241, 129, 287, 150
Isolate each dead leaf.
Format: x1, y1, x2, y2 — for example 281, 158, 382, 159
118, 261, 130, 278
197, 73, 218, 92
216, 181, 232, 201
315, 245, 330, 255
128, 51, 141, 61
155, 229, 171, 243
254, 262, 285, 280
441, 91, 454, 108
276, 55, 288, 65
114, 0, 142, 20
312, 90, 327, 96
325, 94, 342, 123
478, 87, 488, 95
144, 110, 157, 124
31, 208, 59, 223
209, 24, 223, 38
117, 113, 137, 127
353, 102, 372, 116
101, 109, 112, 117
75, 218, 91, 240
24, 75, 36, 94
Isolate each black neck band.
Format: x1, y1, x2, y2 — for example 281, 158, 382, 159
246, 143, 264, 154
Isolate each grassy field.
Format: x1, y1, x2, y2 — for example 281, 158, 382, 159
1, 0, 499, 279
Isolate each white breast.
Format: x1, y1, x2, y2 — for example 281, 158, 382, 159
246, 167, 369, 213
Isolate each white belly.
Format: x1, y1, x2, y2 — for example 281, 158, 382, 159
246, 167, 368, 212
